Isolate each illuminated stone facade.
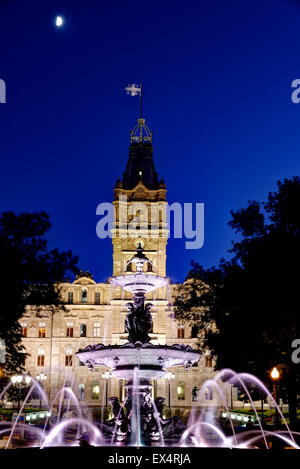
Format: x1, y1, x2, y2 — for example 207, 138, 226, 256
20, 120, 218, 413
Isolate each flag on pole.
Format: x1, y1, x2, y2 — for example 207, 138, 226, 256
125, 83, 141, 96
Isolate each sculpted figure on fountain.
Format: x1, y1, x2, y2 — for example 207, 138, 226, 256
124, 299, 153, 344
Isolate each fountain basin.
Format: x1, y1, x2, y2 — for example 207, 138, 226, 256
76, 342, 201, 381
110, 274, 167, 294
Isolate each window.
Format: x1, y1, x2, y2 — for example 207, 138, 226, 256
37, 349, 45, 367
192, 386, 199, 402
191, 326, 198, 338
147, 262, 153, 272
205, 387, 213, 400
177, 324, 185, 339
126, 262, 132, 272
66, 322, 74, 337
64, 380, 71, 398
92, 381, 100, 400
38, 322, 46, 338
80, 324, 86, 337
119, 380, 125, 402
81, 288, 87, 303
68, 292, 73, 304
65, 349, 73, 367
94, 322, 101, 337
78, 384, 85, 401
177, 382, 185, 400
205, 356, 213, 368
21, 322, 27, 337
95, 292, 100, 305
20, 353, 26, 366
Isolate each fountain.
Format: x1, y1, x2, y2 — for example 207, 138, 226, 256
1, 248, 299, 449
76, 244, 201, 445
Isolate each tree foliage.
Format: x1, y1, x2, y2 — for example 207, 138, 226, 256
175, 177, 300, 424
0, 211, 79, 375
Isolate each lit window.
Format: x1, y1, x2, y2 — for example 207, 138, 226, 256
92, 381, 100, 400
38, 322, 46, 338
81, 288, 87, 303
80, 324, 86, 337
66, 322, 73, 337
177, 324, 185, 339
95, 292, 100, 304
68, 292, 73, 304
177, 382, 185, 400
94, 322, 101, 337
65, 349, 73, 367
78, 384, 85, 401
37, 349, 45, 367
21, 322, 27, 337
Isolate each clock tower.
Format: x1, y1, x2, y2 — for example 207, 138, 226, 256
112, 118, 168, 278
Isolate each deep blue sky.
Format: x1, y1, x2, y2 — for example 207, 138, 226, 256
1, 0, 300, 283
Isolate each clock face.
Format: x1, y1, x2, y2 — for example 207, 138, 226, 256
134, 238, 145, 249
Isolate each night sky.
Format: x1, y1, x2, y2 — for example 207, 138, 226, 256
1, 0, 300, 283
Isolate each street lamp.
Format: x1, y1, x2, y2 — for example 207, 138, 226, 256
270, 366, 280, 430
165, 371, 175, 408
10, 374, 32, 412
36, 372, 47, 409
101, 371, 111, 407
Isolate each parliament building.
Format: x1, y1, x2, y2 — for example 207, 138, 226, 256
20, 118, 218, 415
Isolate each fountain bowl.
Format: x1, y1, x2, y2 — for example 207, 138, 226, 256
110, 274, 167, 294
76, 342, 201, 381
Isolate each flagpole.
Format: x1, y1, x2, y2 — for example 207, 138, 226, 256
140, 82, 142, 119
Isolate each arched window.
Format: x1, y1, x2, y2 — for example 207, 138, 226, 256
177, 382, 185, 400
127, 262, 132, 272
81, 288, 87, 303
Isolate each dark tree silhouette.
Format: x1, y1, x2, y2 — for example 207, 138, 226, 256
0, 211, 79, 375
175, 177, 300, 428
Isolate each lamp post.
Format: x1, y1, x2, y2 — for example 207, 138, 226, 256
101, 371, 111, 407
11, 374, 32, 412
270, 366, 280, 430
165, 371, 175, 408
36, 372, 47, 409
